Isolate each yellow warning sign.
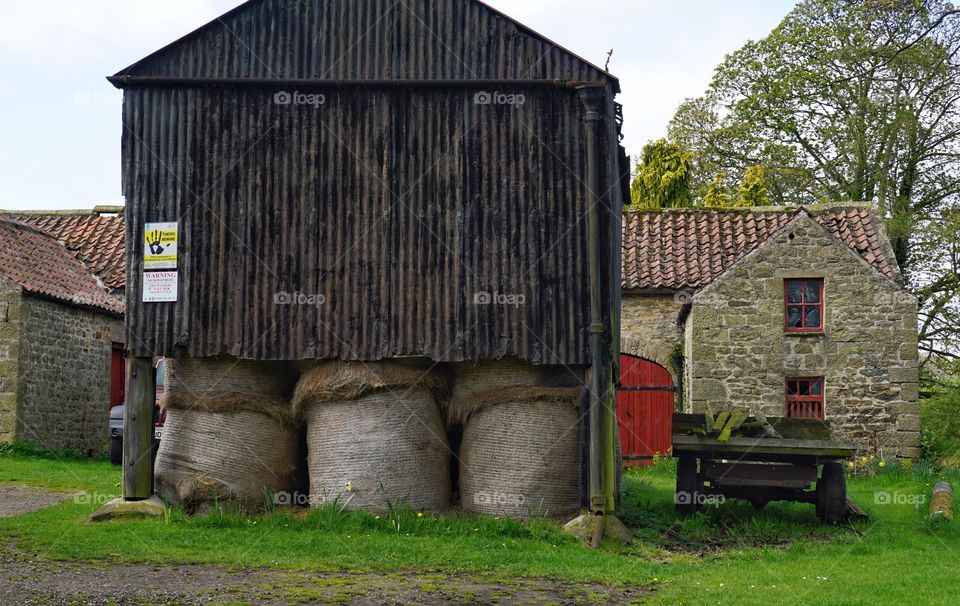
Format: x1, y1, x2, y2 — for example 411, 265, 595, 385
144, 222, 178, 270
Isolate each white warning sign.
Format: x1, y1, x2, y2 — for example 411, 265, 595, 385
144, 222, 178, 270
143, 271, 178, 302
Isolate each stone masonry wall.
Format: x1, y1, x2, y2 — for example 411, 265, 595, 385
686, 213, 920, 458
0, 280, 23, 444
16, 295, 123, 455
621, 293, 683, 376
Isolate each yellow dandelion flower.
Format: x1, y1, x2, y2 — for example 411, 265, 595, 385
375, 515, 381, 520
848, 461, 855, 469
417, 512, 424, 518
879, 461, 886, 468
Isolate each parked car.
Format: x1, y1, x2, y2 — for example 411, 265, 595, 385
109, 358, 166, 465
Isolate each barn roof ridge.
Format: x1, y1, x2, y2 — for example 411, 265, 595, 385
112, 0, 617, 86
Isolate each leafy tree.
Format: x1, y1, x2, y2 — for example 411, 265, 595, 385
703, 172, 735, 208
629, 138, 695, 210
737, 165, 770, 207
669, 0, 960, 362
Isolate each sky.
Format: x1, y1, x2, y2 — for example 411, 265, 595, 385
0, 0, 797, 210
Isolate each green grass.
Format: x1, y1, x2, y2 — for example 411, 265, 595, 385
0, 441, 118, 491
2, 449, 960, 605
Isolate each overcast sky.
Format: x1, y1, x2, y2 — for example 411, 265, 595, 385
0, 0, 796, 210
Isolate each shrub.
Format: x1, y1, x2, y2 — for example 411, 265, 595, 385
920, 388, 960, 461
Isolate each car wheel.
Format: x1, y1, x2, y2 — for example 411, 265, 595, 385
109, 437, 123, 466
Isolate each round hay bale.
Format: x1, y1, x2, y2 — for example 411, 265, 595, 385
156, 356, 300, 513
163, 355, 298, 411
154, 405, 298, 514
293, 361, 451, 512
449, 359, 584, 404
454, 386, 582, 519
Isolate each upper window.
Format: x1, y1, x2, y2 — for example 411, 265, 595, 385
784, 278, 824, 332
786, 377, 825, 420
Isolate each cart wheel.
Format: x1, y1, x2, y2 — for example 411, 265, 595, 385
676, 457, 701, 515
817, 462, 846, 524
750, 499, 768, 512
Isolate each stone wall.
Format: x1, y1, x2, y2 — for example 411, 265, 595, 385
0, 280, 23, 444
686, 213, 920, 458
621, 293, 683, 376
16, 295, 123, 455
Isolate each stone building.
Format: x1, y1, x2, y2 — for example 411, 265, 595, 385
621, 204, 920, 458
0, 210, 125, 456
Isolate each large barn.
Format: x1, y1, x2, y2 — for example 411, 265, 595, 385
111, 0, 629, 520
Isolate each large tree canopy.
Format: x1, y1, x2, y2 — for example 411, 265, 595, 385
669, 0, 960, 364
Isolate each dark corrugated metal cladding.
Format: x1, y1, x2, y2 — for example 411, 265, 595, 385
124, 86, 601, 364
118, 0, 609, 83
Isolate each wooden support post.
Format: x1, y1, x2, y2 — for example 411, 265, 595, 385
123, 356, 154, 500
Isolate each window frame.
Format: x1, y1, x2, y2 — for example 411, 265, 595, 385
783, 278, 825, 333
785, 376, 825, 420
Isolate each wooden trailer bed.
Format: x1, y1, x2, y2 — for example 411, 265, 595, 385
671, 413, 858, 523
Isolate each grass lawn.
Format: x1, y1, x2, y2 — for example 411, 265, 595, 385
2, 445, 959, 605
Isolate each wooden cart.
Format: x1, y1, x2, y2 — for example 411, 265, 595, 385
672, 414, 858, 524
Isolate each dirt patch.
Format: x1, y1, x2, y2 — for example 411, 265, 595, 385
0, 485, 75, 518
0, 545, 647, 605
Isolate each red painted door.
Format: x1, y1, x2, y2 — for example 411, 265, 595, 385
110, 344, 125, 408
617, 354, 674, 467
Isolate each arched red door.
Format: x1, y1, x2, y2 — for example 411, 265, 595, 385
618, 354, 674, 467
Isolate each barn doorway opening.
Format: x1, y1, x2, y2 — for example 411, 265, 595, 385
617, 354, 675, 467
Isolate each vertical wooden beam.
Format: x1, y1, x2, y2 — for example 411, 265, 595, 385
123, 356, 154, 500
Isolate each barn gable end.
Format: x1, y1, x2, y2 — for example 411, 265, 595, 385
113, 1, 626, 365
112, 0, 614, 83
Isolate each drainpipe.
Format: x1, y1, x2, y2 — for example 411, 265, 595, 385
578, 85, 611, 542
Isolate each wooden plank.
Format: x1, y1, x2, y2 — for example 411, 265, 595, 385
673, 413, 832, 441
122, 356, 155, 500
712, 411, 730, 432
703, 461, 818, 488
718, 411, 747, 443
672, 434, 857, 458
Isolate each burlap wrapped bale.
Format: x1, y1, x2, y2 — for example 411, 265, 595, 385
163, 356, 298, 410
293, 361, 451, 512
452, 386, 582, 519
449, 359, 585, 403
155, 356, 300, 513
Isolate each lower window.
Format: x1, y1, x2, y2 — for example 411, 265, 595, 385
786, 377, 825, 420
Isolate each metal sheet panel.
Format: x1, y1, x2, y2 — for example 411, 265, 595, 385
123, 86, 610, 363
117, 0, 610, 83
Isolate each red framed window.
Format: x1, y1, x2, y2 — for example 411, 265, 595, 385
786, 377, 825, 420
784, 278, 824, 332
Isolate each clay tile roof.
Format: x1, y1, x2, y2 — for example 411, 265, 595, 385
5, 213, 125, 291
0, 218, 123, 315
622, 205, 899, 291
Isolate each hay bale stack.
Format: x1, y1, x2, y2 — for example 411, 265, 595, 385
449, 359, 584, 402
155, 356, 300, 513
451, 386, 582, 519
164, 356, 297, 410
293, 361, 451, 512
